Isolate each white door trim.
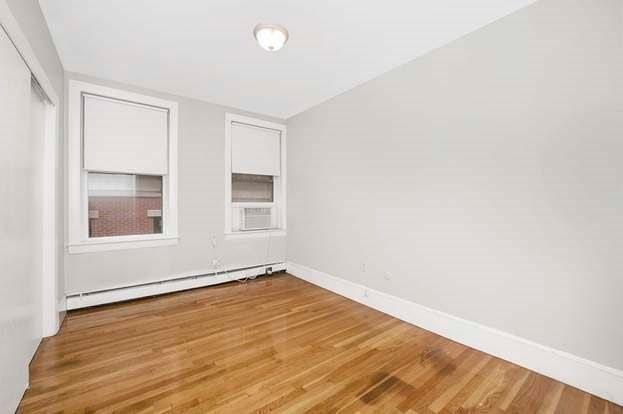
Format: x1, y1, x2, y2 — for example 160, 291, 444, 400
0, 0, 62, 337
0, 1, 59, 105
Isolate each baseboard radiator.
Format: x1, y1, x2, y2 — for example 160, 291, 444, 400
66, 262, 286, 310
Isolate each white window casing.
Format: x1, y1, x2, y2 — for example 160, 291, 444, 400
225, 113, 286, 238
67, 80, 179, 253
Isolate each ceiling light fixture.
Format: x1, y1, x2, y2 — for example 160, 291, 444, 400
253, 23, 289, 52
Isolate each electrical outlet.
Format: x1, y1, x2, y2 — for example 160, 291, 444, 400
360, 262, 367, 273
384, 272, 392, 281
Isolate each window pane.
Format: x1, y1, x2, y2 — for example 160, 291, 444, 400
88, 173, 163, 238
232, 173, 273, 202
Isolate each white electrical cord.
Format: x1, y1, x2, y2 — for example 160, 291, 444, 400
249, 229, 272, 281
212, 228, 274, 284
213, 235, 250, 283
211, 235, 245, 283
265, 229, 272, 268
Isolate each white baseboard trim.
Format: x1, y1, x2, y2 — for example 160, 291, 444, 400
286, 261, 623, 406
66, 262, 286, 310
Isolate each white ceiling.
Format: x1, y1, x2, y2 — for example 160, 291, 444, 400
40, 0, 536, 119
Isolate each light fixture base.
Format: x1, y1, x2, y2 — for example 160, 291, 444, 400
253, 23, 289, 52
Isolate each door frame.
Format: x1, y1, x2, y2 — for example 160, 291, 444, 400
0, 0, 63, 336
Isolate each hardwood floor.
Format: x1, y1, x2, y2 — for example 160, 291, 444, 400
18, 273, 621, 413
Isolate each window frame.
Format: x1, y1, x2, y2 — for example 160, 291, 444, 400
67, 80, 179, 254
224, 113, 286, 239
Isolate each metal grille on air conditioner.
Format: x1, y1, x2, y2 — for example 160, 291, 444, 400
241, 207, 273, 230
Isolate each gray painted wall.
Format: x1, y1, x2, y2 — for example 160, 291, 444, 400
64, 73, 286, 294
287, 0, 623, 370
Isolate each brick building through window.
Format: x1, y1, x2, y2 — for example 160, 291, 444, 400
88, 173, 162, 238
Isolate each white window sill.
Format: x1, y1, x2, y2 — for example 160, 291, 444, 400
224, 229, 286, 240
67, 234, 179, 254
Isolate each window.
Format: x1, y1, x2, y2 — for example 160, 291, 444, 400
225, 113, 286, 236
88, 173, 163, 238
68, 81, 178, 253
232, 174, 273, 202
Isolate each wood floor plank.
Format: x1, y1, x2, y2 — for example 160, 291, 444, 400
554, 386, 592, 414
505, 372, 555, 413
17, 273, 621, 413
536, 382, 565, 414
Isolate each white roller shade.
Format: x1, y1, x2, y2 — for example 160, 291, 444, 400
231, 122, 281, 176
83, 94, 169, 175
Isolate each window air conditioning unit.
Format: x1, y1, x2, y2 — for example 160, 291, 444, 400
240, 207, 273, 231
